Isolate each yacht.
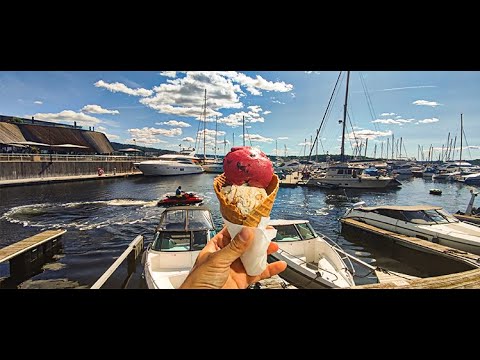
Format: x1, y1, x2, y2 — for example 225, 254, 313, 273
136, 148, 204, 176
343, 202, 480, 255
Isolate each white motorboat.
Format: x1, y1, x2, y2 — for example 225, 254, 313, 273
143, 206, 216, 289
136, 153, 204, 176
268, 219, 355, 288
343, 202, 480, 255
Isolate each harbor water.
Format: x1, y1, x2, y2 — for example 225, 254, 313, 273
0, 174, 477, 288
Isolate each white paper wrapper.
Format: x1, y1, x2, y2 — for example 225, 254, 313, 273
223, 217, 277, 276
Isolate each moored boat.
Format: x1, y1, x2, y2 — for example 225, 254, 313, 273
343, 202, 480, 255
268, 219, 355, 288
143, 206, 216, 289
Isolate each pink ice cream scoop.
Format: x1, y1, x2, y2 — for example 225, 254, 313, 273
223, 146, 274, 188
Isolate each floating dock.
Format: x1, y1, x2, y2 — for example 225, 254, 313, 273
340, 218, 480, 276
0, 229, 66, 282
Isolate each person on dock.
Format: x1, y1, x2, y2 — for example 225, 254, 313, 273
179, 226, 287, 289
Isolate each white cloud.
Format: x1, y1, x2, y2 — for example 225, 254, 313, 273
197, 129, 226, 137
182, 137, 195, 142
81, 104, 119, 115
144, 104, 222, 119
105, 133, 120, 140
412, 100, 442, 107
34, 100, 43, 105
144, 72, 243, 114
29, 110, 101, 126
380, 112, 396, 116
291, 93, 296, 98
217, 106, 266, 128
138, 72, 292, 120
346, 129, 393, 141
219, 71, 293, 95
94, 80, 153, 97
263, 110, 272, 115
128, 127, 182, 144
304, 71, 321, 75
155, 120, 191, 128
272, 99, 285, 105
371, 118, 415, 125
277, 136, 289, 140
159, 71, 177, 78
298, 141, 312, 146
127, 137, 167, 145
416, 117, 439, 124
395, 115, 402, 119
240, 133, 274, 143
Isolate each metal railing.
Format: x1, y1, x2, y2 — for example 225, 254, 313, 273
0, 153, 151, 162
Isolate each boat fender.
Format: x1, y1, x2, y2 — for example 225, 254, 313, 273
358, 177, 362, 182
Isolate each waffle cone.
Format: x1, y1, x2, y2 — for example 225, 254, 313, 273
213, 173, 279, 227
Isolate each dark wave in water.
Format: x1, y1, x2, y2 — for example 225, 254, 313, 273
0, 174, 477, 288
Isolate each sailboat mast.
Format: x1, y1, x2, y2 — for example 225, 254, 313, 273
214, 115, 218, 160
242, 116, 246, 146
340, 71, 350, 163
203, 89, 207, 161
460, 113, 463, 163
275, 139, 278, 157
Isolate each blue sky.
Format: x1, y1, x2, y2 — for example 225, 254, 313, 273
1, 71, 480, 160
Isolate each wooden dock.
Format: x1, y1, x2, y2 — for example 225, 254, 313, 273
279, 172, 303, 187
355, 268, 480, 289
0, 229, 66, 281
341, 218, 480, 276
375, 269, 419, 286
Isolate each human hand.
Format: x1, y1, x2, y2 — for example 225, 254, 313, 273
179, 226, 287, 289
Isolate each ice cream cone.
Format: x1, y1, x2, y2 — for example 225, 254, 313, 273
213, 173, 279, 227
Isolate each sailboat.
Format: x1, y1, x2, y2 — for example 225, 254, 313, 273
313, 71, 401, 189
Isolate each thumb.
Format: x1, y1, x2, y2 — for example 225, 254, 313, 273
215, 227, 254, 265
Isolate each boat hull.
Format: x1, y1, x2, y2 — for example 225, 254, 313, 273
137, 163, 204, 176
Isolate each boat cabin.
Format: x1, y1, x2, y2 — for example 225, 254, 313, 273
151, 206, 215, 252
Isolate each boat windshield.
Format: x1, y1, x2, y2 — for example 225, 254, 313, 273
274, 224, 301, 242
296, 222, 317, 239
159, 209, 214, 231
187, 210, 214, 231
151, 230, 209, 252
273, 222, 316, 241
386, 209, 455, 224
